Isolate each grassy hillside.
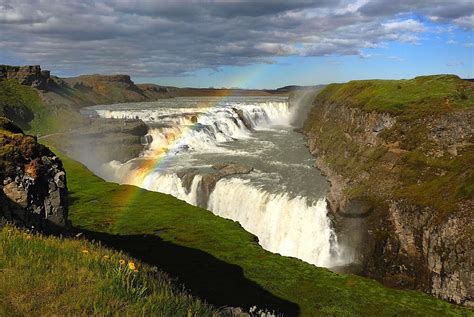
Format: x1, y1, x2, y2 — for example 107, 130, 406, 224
29, 147, 469, 316
318, 75, 473, 118
0, 79, 83, 134
0, 226, 218, 316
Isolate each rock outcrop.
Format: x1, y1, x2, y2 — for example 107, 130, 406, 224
0, 117, 68, 231
177, 163, 253, 207
0, 65, 51, 90
302, 75, 474, 306
49, 117, 149, 166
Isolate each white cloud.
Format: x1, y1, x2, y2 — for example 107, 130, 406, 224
382, 19, 425, 33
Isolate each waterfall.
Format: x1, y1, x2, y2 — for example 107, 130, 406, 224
85, 97, 351, 268
208, 178, 340, 267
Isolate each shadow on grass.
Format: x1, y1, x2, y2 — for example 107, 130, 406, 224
80, 229, 300, 316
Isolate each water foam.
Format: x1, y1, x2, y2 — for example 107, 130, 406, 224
91, 98, 351, 268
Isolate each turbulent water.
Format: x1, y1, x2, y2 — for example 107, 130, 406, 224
81, 96, 351, 268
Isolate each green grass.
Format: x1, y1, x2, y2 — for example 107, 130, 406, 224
0, 79, 53, 133
317, 75, 473, 117
0, 226, 219, 316
47, 148, 471, 316
0, 79, 84, 135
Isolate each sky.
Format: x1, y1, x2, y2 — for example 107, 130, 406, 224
0, 0, 473, 89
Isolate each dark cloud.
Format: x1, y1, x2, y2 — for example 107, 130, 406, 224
0, 0, 470, 77
359, 0, 473, 19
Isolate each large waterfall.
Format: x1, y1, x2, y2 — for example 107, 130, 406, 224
82, 97, 351, 268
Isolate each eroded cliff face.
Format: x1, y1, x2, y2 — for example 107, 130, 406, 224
0, 65, 51, 90
0, 118, 68, 231
302, 83, 473, 306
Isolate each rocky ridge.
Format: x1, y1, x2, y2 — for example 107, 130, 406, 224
0, 65, 51, 90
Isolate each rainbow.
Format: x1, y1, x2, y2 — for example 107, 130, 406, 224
112, 63, 285, 211
114, 87, 260, 212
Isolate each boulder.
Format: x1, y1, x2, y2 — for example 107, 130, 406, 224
0, 117, 68, 231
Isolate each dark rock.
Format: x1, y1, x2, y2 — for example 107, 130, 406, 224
220, 307, 251, 317
0, 117, 25, 134
0, 65, 51, 90
0, 117, 68, 232
338, 197, 373, 218
196, 163, 253, 207
176, 169, 199, 194
232, 107, 253, 131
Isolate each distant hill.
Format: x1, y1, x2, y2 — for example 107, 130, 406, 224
273, 84, 326, 93
0, 65, 290, 133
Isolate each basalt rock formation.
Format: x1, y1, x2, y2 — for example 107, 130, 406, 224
47, 117, 149, 166
302, 75, 474, 306
0, 65, 51, 91
177, 163, 253, 207
0, 117, 68, 231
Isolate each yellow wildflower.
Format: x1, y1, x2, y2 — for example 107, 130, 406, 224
103, 255, 109, 260
82, 249, 89, 254
25, 235, 32, 240
119, 259, 125, 265
128, 262, 136, 271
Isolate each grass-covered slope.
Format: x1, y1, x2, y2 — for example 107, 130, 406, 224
0, 226, 218, 316
318, 74, 473, 117
0, 79, 83, 134
39, 148, 469, 316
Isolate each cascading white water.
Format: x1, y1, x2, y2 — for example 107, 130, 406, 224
208, 178, 339, 267
84, 97, 351, 268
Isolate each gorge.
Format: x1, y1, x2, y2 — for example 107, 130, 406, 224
79, 96, 352, 269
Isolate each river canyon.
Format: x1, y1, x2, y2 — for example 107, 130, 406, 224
80, 96, 353, 268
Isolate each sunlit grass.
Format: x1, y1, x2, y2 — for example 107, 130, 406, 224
317, 74, 473, 117
0, 225, 219, 316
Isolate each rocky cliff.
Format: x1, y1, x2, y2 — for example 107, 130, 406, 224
302, 75, 473, 306
0, 117, 68, 231
0, 65, 51, 90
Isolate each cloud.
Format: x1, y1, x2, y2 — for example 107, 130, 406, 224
359, 0, 474, 28
453, 15, 474, 29
0, 0, 471, 77
382, 19, 425, 33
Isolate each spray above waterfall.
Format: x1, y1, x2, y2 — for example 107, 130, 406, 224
82, 96, 353, 268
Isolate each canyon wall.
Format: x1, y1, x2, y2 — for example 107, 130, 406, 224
302, 75, 473, 306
